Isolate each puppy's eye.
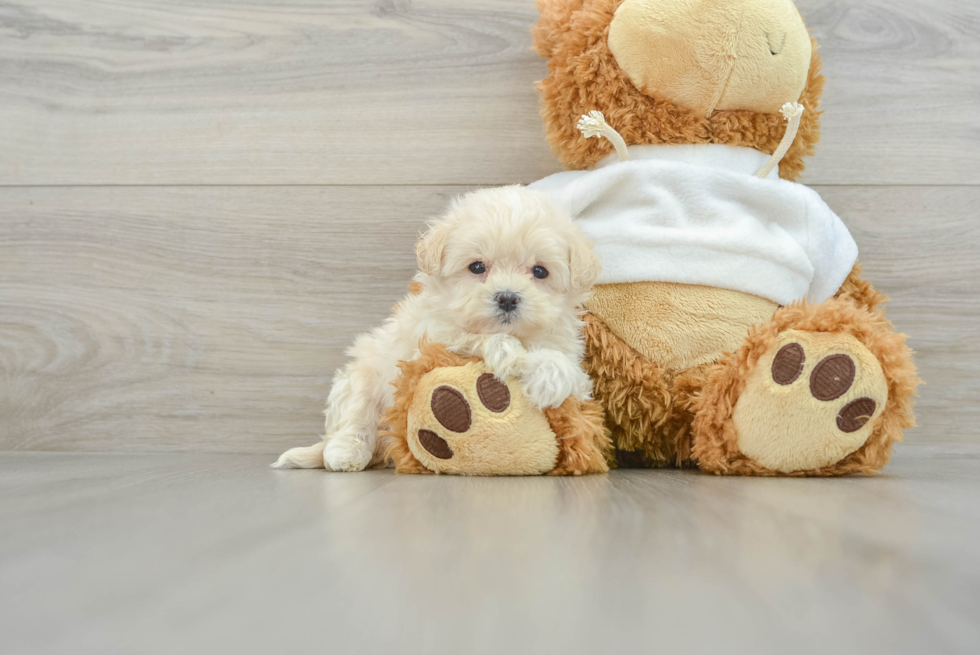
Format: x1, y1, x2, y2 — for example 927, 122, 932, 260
468, 261, 486, 275
532, 265, 549, 279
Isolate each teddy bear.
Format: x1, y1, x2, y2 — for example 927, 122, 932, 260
383, 340, 610, 476
526, 0, 920, 475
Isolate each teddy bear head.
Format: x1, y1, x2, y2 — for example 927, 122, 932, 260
533, 0, 825, 180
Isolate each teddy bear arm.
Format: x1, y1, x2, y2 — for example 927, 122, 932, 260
835, 261, 889, 315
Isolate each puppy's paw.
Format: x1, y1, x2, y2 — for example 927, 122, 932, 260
323, 435, 373, 472
481, 333, 526, 381
520, 349, 590, 409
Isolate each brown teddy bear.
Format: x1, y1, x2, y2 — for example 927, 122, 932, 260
528, 0, 919, 475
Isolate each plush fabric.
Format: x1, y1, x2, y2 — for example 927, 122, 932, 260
383, 341, 610, 476
408, 363, 561, 476
836, 262, 889, 314
581, 263, 920, 476
731, 330, 889, 473
543, 396, 613, 476
524, 0, 920, 476
532, 0, 825, 181
582, 312, 708, 468
530, 145, 858, 305
588, 281, 778, 370
608, 0, 812, 115
691, 298, 919, 476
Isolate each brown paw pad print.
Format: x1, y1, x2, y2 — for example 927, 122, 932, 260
837, 397, 878, 434
419, 375, 511, 460
771, 343, 877, 433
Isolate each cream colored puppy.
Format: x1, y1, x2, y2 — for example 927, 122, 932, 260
272, 185, 600, 472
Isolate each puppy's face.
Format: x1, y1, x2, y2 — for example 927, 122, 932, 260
416, 186, 599, 339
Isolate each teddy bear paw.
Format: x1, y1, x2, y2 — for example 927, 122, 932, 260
731, 330, 889, 473
406, 362, 560, 475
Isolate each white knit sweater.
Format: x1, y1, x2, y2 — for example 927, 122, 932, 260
530, 144, 858, 306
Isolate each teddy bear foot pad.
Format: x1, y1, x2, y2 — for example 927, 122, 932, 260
407, 363, 561, 476
731, 330, 888, 473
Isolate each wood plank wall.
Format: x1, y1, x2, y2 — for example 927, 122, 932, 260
1, 0, 978, 453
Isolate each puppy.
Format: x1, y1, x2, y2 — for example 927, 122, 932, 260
272, 185, 600, 472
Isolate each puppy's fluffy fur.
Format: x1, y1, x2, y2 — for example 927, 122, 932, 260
273, 186, 601, 471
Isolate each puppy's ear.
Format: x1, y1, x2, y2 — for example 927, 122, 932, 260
416, 220, 452, 275
568, 230, 601, 291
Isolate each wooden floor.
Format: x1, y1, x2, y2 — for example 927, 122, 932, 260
2, 1, 980, 652
2, 447, 979, 655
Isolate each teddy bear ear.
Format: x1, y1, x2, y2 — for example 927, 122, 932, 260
531, 0, 586, 57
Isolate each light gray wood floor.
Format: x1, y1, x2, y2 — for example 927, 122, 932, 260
2, 448, 978, 655
2, 1, 979, 652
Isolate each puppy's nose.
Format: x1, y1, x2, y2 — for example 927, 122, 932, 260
495, 291, 521, 313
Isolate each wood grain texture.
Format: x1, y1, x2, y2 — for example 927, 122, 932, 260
819, 186, 980, 443
0, 186, 448, 452
0, 0, 978, 186
1, 185, 977, 453
1, 450, 978, 654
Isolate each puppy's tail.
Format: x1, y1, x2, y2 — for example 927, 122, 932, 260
270, 441, 326, 469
